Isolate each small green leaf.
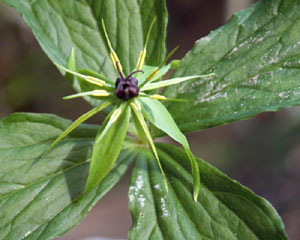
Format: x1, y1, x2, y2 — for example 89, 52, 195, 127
163, 0, 300, 134
138, 97, 200, 201
85, 103, 131, 192
0, 113, 134, 240
130, 100, 168, 191
128, 144, 288, 240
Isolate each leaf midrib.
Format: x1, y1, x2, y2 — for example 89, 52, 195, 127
0, 156, 90, 201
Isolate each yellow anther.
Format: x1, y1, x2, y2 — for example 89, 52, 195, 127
92, 90, 110, 96
85, 76, 106, 86
136, 49, 147, 70
110, 108, 122, 123
110, 52, 123, 73
150, 94, 167, 100
146, 67, 159, 82
102, 19, 123, 73
135, 17, 156, 71
131, 101, 141, 112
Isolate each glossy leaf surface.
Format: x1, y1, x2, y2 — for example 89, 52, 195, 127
128, 144, 287, 240
0, 113, 134, 240
163, 0, 300, 134
4, 0, 167, 105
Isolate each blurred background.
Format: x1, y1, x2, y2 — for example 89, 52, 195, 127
0, 0, 299, 239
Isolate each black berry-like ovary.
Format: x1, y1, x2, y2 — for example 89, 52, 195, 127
114, 62, 143, 101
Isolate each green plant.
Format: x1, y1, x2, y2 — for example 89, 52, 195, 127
1, 0, 299, 239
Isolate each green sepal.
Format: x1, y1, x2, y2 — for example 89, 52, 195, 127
138, 97, 200, 201
85, 102, 131, 192
130, 100, 168, 192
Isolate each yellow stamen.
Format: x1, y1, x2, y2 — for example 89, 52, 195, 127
149, 94, 167, 100
136, 17, 157, 70
131, 101, 142, 111
136, 49, 147, 70
102, 19, 123, 73
110, 108, 122, 123
146, 67, 159, 82
92, 90, 110, 97
86, 76, 106, 86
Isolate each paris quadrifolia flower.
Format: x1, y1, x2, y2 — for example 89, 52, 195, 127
44, 17, 215, 201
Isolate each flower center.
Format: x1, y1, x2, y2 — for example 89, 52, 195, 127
114, 62, 143, 101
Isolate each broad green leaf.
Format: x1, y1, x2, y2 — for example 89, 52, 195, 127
0, 113, 134, 240
163, 0, 300, 134
3, 0, 167, 103
85, 103, 131, 192
128, 144, 287, 240
138, 97, 200, 201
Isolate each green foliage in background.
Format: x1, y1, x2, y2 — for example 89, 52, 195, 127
1, 0, 300, 239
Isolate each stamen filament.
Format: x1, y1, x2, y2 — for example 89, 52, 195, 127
116, 61, 125, 80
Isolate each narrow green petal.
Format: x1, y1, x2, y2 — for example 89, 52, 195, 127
130, 100, 168, 191
42, 101, 111, 157
136, 49, 147, 71
139, 46, 179, 88
101, 19, 124, 74
137, 64, 171, 86
146, 94, 189, 103
54, 62, 111, 87
63, 90, 111, 100
141, 73, 215, 91
85, 103, 131, 192
136, 17, 157, 70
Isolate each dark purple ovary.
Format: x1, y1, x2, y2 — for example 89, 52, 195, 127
115, 76, 140, 101
114, 62, 143, 101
